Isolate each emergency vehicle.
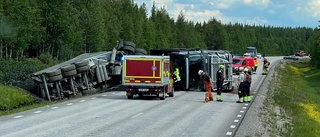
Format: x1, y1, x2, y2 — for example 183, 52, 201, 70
122, 55, 174, 100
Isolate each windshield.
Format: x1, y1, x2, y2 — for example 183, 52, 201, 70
233, 59, 242, 64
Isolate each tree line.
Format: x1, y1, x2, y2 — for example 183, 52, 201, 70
0, 0, 319, 67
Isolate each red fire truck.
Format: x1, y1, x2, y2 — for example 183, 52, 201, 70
122, 55, 174, 100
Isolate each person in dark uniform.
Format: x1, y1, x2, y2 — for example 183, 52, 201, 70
216, 64, 224, 102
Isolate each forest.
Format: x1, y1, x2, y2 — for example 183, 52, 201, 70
0, 0, 319, 67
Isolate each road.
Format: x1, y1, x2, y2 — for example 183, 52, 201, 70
0, 57, 282, 137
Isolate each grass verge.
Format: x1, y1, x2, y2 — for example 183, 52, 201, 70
271, 59, 320, 136
0, 84, 51, 116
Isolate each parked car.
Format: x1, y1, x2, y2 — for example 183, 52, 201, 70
283, 55, 299, 60
232, 57, 255, 75
256, 53, 262, 59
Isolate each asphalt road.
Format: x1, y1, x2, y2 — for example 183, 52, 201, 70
0, 57, 282, 137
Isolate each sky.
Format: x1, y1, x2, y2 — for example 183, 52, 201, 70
134, 0, 320, 28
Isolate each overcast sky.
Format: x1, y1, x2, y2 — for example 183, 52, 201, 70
134, 0, 320, 28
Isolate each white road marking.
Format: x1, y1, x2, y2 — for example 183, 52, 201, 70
34, 111, 42, 114
92, 97, 97, 99
240, 110, 245, 113
237, 115, 242, 118
80, 100, 86, 102
112, 93, 116, 94
230, 125, 236, 128
245, 104, 249, 106
226, 132, 232, 136
51, 107, 59, 109
13, 115, 23, 119
102, 94, 107, 97
66, 103, 73, 106
131, 113, 144, 118
234, 119, 239, 123
242, 107, 247, 109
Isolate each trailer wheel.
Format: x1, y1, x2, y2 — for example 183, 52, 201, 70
134, 52, 145, 55
120, 45, 135, 53
75, 60, 89, 67
62, 69, 77, 77
76, 65, 90, 73
48, 74, 63, 82
61, 64, 76, 72
46, 69, 61, 77
123, 41, 136, 48
134, 48, 147, 55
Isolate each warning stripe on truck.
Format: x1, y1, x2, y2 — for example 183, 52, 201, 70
124, 80, 161, 83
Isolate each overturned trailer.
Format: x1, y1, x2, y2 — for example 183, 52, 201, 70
150, 49, 233, 92
31, 49, 122, 101
31, 40, 147, 101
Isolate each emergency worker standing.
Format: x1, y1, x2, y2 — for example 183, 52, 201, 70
262, 57, 270, 74
216, 64, 224, 102
253, 57, 258, 73
243, 68, 252, 103
236, 67, 245, 103
198, 70, 214, 103
173, 60, 181, 82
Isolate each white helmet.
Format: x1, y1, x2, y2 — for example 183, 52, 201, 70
244, 68, 249, 72
239, 67, 244, 71
198, 70, 204, 75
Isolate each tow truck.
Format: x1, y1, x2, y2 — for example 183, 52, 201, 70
122, 55, 174, 100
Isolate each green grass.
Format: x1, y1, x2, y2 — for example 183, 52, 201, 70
273, 59, 320, 137
0, 84, 51, 116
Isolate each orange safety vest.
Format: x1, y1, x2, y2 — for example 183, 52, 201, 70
254, 59, 258, 66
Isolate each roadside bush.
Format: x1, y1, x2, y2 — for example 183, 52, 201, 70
0, 53, 60, 91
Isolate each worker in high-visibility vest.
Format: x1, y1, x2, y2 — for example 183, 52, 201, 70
253, 57, 258, 73
236, 67, 245, 103
243, 68, 252, 103
215, 64, 224, 102
198, 70, 213, 103
173, 60, 181, 82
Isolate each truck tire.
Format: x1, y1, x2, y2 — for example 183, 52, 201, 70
120, 45, 135, 53
48, 74, 63, 82
169, 87, 174, 97
62, 69, 77, 77
134, 48, 147, 55
123, 41, 136, 48
61, 64, 76, 72
127, 94, 133, 99
76, 65, 90, 73
75, 60, 89, 67
160, 87, 166, 100
46, 69, 61, 77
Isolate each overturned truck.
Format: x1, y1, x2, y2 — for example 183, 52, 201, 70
150, 48, 233, 92
31, 40, 147, 101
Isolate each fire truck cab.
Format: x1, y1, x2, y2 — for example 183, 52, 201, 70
122, 55, 174, 100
